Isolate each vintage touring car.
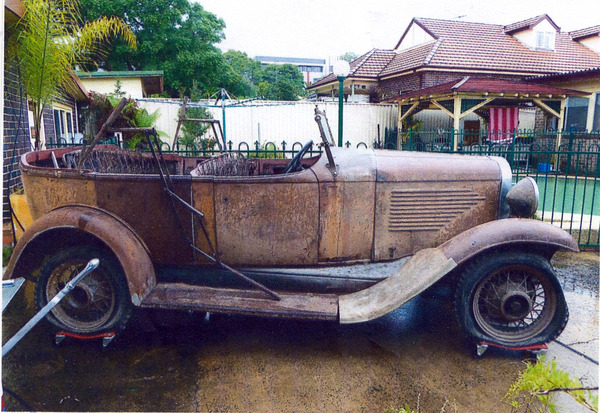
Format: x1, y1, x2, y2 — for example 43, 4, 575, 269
4, 108, 576, 349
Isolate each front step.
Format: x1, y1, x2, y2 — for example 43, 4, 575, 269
141, 283, 339, 321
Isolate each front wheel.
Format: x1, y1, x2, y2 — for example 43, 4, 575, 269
454, 252, 568, 347
35, 246, 132, 335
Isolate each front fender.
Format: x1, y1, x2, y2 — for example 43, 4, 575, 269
339, 218, 577, 324
439, 218, 579, 265
4, 205, 156, 305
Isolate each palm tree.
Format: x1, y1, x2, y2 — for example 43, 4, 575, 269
7, 0, 136, 149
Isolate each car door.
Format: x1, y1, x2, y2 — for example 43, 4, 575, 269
212, 169, 320, 266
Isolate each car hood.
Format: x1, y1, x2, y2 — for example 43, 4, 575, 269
374, 149, 503, 183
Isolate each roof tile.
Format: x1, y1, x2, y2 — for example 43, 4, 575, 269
570, 26, 600, 40
385, 77, 589, 101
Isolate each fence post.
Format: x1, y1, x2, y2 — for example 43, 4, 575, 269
221, 89, 227, 142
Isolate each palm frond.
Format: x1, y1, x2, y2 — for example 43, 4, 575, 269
11, 0, 137, 148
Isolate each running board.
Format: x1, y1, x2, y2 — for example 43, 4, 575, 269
141, 283, 339, 321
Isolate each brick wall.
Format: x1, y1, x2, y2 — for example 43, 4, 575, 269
43, 106, 56, 145
3, 64, 31, 222
378, 71, 523, 101
378, 73, 422, 100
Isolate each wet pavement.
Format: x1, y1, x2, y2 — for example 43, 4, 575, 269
2, 251, 598, 412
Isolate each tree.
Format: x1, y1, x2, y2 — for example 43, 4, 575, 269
8, 0, 136, 149
258, 64, 305, 101
80, 0, 226, 96
221, 50, 263, 98
342, 52, 359, 62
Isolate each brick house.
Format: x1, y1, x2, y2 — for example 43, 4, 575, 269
307, 15, 600, 135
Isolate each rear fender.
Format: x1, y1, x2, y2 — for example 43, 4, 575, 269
439, 218, 579, 265
4, 205, 156, 305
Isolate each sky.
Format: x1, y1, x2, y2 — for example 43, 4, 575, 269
197, 0, 599, 60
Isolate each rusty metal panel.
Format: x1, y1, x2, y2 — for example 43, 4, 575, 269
94, 175, 195, 265
339, 248, 457, 323
4, 206, 156, 303
21, 172, 97, 219
141, 283, 338, 320
310, 147, 376, 183
374, 181, 499, 260
375, 150, 500, 182
372, 150, 501, 260
311, 148, 377, 262
214, 172, 319, 266
318, 181, 375, 262
439, 218, 579, 264
191, 178, 218, 264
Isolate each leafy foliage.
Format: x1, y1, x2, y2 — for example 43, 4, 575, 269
342, 52, 359, 62
7, 0, 136, 149
3, 247, 14, 264
79, 0, 226, 96
221, 50, 263, 98
258, 64, 305, 101
504, 357, 598, 412
178, 106, 215, 150
78, 0, 308, 100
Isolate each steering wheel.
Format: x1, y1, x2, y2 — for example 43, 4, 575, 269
283, 140, 313, 174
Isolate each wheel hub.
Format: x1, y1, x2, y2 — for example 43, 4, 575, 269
67, 283, 94, 309
500, 291, 532, 321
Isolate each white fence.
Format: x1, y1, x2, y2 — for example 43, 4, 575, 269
136, 99, 398, 149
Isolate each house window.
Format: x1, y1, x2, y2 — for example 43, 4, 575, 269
535, 31, 555, 50
564, 97, 589, 132
52, 103, 75, 143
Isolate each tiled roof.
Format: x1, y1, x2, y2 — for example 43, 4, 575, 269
307, 49, 395, 89
570, 26, 600, 40
526, 66, 600, 81
503, 14, 559, 34
380, 41, 439, 77
383, 17, 600, 76
309, 16, 600, 91
385, 77, 589, 101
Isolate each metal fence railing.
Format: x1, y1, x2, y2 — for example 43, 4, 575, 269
47, 130, 600, 248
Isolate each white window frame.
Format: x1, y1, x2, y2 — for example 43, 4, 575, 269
535, 30, 555, 50
52, 102, 75, 143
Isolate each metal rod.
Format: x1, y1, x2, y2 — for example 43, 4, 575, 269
2, 259, 100, 357
145, 131, 281, 301
78, 98, 127, 170
164, 188, 204, 218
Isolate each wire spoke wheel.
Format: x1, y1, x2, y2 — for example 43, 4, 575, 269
472, 265, 556, 343
455, 252, 568, 347
35, 246, 132, 335
45, 259, 116, 332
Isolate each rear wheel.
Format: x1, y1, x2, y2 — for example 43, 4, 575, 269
35, 246, 132, 334
455, 252, 568, 347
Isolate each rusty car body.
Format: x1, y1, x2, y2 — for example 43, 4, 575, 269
4, 111, 577, 349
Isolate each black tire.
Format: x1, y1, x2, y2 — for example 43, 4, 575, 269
35, 246, 132, 335
454, 252, 568, 347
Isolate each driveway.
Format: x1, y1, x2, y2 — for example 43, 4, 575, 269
2, 251, 597, 412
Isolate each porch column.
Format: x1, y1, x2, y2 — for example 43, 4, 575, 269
556, 99, 566, 150
453, 97, 461, 151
